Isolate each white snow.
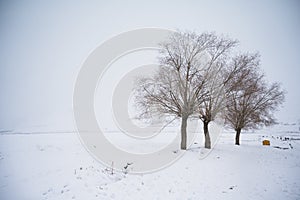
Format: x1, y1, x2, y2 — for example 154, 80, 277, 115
0, 123, 300, 200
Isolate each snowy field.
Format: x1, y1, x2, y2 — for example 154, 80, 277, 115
0, 123, 300, 200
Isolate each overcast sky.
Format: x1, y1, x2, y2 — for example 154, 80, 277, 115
0, 0, 299, 131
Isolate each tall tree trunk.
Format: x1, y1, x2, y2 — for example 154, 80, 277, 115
181, 116, 188, 150
235, 128, 241, 145
203, 121, 211, 149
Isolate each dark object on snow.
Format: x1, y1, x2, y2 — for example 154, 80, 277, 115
229, 185, 237, 190
273, 146, 289, 150
124, 162, 133, 170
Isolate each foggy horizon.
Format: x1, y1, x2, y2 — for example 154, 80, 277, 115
0, 0, 299, 132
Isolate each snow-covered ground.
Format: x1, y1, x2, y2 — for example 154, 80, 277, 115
0, 123, 300, 200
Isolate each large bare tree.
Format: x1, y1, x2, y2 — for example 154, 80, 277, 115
135, 31, 237, 150
136, 32, 237, 149
196, 37, 238, 149
225, 53, 285, 145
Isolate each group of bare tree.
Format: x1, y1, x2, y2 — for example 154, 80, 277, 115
134, 31, 285, 150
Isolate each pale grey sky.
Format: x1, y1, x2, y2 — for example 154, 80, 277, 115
0, 0, 299, 131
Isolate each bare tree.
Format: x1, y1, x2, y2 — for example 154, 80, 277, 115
135, 31, 233, 150
225, 53, 285, 145
196, 37, 238, 149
